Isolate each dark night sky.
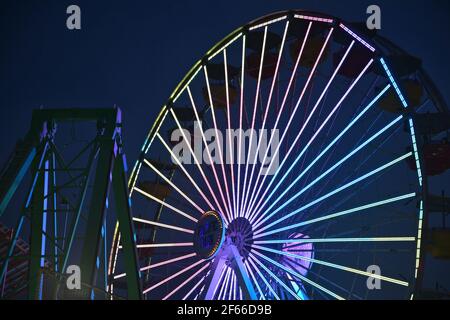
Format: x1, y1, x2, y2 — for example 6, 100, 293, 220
0, 0, 449, 165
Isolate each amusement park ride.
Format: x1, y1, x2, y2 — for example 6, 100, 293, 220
1, 10, 450, 300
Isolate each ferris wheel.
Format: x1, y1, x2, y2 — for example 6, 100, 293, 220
108, 10, 436, 300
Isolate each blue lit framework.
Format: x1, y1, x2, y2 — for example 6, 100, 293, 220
108, 10, 430, 300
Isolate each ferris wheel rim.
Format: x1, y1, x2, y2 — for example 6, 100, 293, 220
108, 9, 429, 300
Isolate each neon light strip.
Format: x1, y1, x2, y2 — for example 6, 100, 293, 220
248, 257, 279, 299
254, 237, 415, 244
143, 106, 169, 154
242, 22, 317, 218
242, 21, 290, 217
254, 192, 416, 239
224, 49, 237, 220
255, 152, 413, 233
217, 267, 232, 300
135, 242, 193, 248
237, 35, 246, 217
251, 250, 344, 300
250, 84, 391, 224
143, 158, 204, 213
156, 132, 216, 211
240, 26, 268, 217
132, 217, 194, 234
251, 60, 373, 224
253, 113, 401, 227
253, 244, 409, 286
208, 32, 242, 61
244, 260, 265, 300
380, 58, 423, 187
172, 66, 202, 103
294, 14, 333, 23
244, 27, 333, 219
114, 253, 197, 279
143, 259, 204, 294
141, 253, 197, 272
339, 23, 376, 52
134, 186, 198, 223
249, 15, 287, 30
183, 275, 206, 300
171, 108, 231, 222
163, 262, 210, 300
414, 200, 424, 279
249, 253, 300, 300
187, 87, 229, 217
203, 67, 233, 220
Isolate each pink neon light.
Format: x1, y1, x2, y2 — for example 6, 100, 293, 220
140, 253, 197, 272
143, 259, 205, 294
339, 23, 376, 52
136, 242, 193, 248
203, 68, 234, 221
187, 87, 229, 222
240, 26, 268, 218
171, 107, 230, 223
250, 42, 365, 225
157, 132, 216, 213
245, 26, 333, 221
241, 21, 289, 218
237, 35, 246, 217
163, 262, 210, 300
294, 14, 333, 24
224, 49, 237, 220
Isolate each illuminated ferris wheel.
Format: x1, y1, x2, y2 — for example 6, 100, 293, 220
108, 10, 438, 300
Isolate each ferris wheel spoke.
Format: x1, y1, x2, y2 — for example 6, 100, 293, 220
182, 274, 206, 300
249, 252, 302, 300
133, 186, 198, 223
253, 192, 416, 239
156, 132, 216, 212
113, 252, 198, 280
252, 110, 400, 228
240, 26, 268, 219
140, 253, 197, 273
249, 48, 374, 222
170, 108, 231, 222
135, 242, 193, 248
246, 28, 342, 220
254, 151, 413, 234
250, 59, 377, 223
252, 244, 410, 287
223, 49, 237, 220
207, 262, 228, 300
203, 67, 234, 220
244, 260, 265, 300
242, 22, 317, 218
247, 255, 280, 300
186, 87, 230, 217
162, 261, 210, 300
143, 259, 205, 295
251, 116, 402, 226
254, 237, 415, 245
242, 21, 289, 218
132, 217, 194, 234
217, 267, 232, 299
236, 35, 246, 217
143, 158, 204, 214
251, 249, 344, 300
